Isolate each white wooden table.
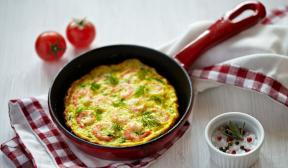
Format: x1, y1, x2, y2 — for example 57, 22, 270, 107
0, 0, 287, 167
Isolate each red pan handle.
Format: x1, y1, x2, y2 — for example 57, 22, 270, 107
175, 1, 266, 69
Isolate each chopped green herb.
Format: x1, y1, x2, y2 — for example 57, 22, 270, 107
106, 74, 119, 86
153, 78, 164, 83
135, 85, 145, 97
76, 106, 84, 113
118, 137, 126, 143
90, 83, 101, 91
112, 99, 126, 107
135, 131, 143, 135
67, 115, 72, 120
79, 83, 87, 88
146, 77, 164, 83
168, 108, 175, 114
150, 95, 163, 104
137, 68, 150, 79
141, 111, 160, 128
106, 132, 114, 137
222, 121, 245, 140
112, 123, 123, 132
240, 122, 245, 135
110, 123, 123, 137
95, 109, 103, 121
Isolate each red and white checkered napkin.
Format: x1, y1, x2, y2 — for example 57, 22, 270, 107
2, 5, 288, 168
1, 97, 189, 168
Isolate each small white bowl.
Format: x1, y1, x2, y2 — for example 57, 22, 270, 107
205, 112, 264, 168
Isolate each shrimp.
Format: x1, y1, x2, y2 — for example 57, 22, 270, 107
149, 82, 164, 95
119, 68, 137, 79
93, 75, 105, 83
76, 110, 96, 128
72, 88, 93, 106
113, 83, 134, 99
119, 68, 138, 83
92, 96, 112, 106
151, 108, 170, 123
130, 105, 145, 113
158, 112, 170, 123
111, 110, 130, 124
124, 122, 151, 141
126, 98, 145, 113
92, 122, 113, 142
120, 84, 134, 98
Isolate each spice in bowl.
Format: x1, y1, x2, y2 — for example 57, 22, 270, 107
211, 121, 258, 155
205, 112, 264, 168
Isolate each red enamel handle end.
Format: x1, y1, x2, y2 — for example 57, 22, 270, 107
224, 1, 266, 29
175, 1, 266, 69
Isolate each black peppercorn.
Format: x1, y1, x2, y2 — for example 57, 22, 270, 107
219, 147, 224, 152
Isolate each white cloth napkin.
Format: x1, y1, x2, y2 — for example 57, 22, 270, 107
2, 5, 288, 168
160, 13, 288, 103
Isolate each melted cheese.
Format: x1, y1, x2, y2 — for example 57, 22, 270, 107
64, 59, 179, 147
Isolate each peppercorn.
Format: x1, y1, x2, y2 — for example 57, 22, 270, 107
219, 147, 225, 152
247, 137, 252, 143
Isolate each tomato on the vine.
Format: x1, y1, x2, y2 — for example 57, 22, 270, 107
35, 31, 66, 61
66, 18, 96, 49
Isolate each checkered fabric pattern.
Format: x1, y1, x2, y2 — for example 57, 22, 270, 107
15, 98, 86, 167
1, 98, 190, 168
1, 136, 35, 168
191, 64, 288, 107
262, 6, 288, 25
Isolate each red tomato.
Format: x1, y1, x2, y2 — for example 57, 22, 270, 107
66, 18, 96, 49
35, 31, 66, 61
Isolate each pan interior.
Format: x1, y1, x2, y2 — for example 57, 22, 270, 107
49, 45, 192, 146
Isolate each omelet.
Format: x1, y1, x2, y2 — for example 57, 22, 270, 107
64, 59, 179, 147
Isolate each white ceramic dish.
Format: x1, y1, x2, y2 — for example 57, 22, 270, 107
205, 112, 264, 168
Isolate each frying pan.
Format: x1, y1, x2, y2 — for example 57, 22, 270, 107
49, 1, 266, 160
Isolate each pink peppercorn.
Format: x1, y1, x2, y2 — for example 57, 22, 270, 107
217, 136, 222, 141
247, 137, 252, 143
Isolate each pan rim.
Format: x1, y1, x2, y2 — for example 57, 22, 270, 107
48, 44, 193, 149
